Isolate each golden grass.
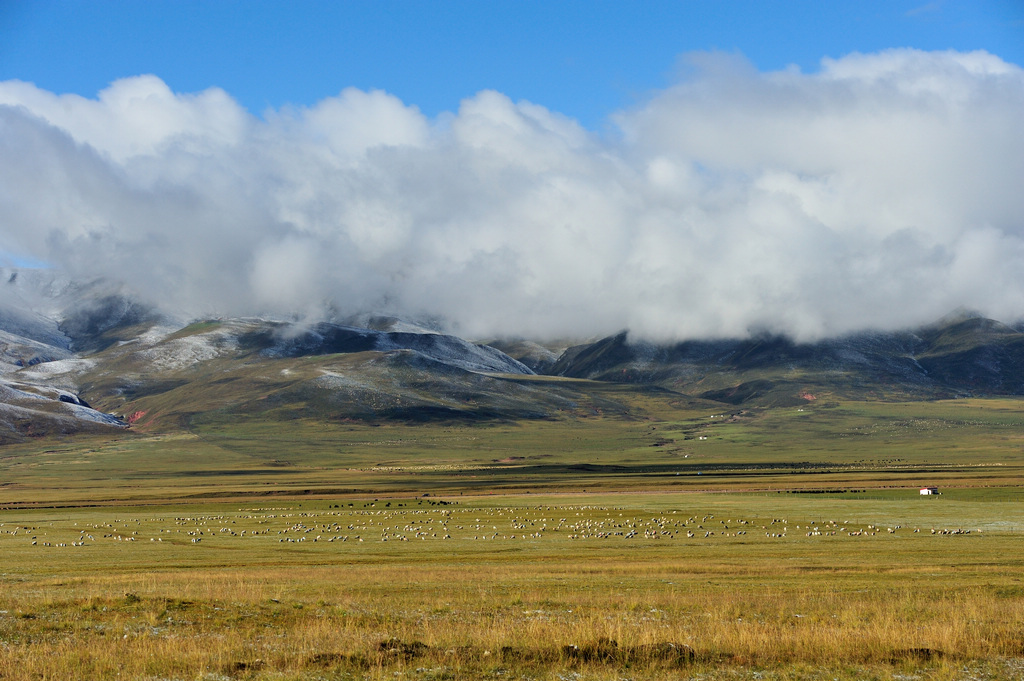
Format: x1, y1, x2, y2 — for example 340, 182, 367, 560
2, 396, 1023, 678
1, 567, 1021, 680
1, 494, 1022, 680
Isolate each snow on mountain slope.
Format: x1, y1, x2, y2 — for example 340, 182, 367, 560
12, 358, 97, 393
0, 379, 126, 441
0, 329, 74, 374
58, 400, 127, 427
249, 321, 534, 375
0, 308, 71, 351
9, 265, 1024, 426
122, 323, 239, 372
340, 313, 445, 335
139, 334, 235, 372
372, 331, 533, 375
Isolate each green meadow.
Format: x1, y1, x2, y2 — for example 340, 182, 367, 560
1, 393, 1023, 679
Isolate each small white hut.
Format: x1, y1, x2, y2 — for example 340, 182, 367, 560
919, 486, 939, 495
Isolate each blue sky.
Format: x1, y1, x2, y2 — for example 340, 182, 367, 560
2, 0, 1022, 128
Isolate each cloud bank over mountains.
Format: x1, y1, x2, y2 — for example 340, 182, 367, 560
1, 49, 1022, 341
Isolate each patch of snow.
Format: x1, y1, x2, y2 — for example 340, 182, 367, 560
0, 400, 50, 419
0, 378, 125, 429
372, 333, 533, 375
15, 358, 95, 380
0, 397, 124, 429
133, 330, 237, 372
1, 380, 87, 406
316, 370, 374, 391
0, 381, 50, 402
341, 313, 445, 335
0, 294, 71, 349
0, 329, 73, 375
137, 324, 179, 346
383, 320, 442, 334
61, 401, 126, 427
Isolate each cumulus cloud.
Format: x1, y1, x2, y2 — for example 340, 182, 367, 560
1, 48, 1023, 342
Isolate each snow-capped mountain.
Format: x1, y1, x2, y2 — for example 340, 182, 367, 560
4, 268, 1024, 443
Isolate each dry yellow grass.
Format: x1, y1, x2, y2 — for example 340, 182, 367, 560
1, 493, 1022, 680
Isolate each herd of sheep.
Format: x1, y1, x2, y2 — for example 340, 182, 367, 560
0, 502, 979, 551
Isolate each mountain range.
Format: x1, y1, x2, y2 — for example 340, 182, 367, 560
3, 267, 1024, 444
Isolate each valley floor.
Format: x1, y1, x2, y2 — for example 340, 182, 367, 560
1, 398, 1022, 680
1, 490, 1022, 680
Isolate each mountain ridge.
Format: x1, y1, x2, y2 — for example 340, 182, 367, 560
4, 271, 1024, 441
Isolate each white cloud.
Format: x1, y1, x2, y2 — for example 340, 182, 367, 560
0, 75, 247, 162
1, 49, 1022, 341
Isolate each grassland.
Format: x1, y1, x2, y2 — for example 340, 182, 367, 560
1, 393, 1022, 679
